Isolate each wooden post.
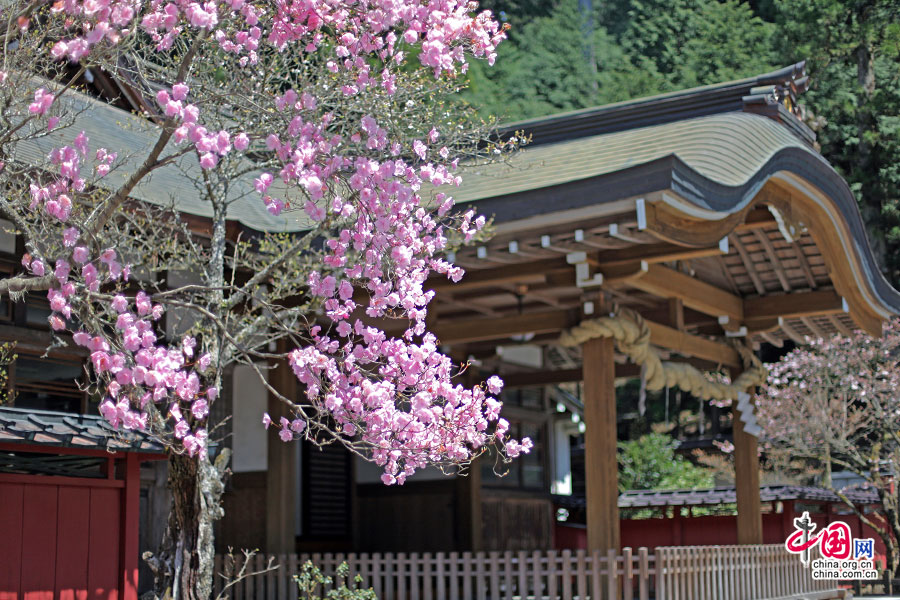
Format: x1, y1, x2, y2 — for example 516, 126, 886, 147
267, 350, 298, 553
781, 500, 795, 541
732, 366, 763, 544
455, 357, 483, 551
121, 453, 140, 600
583, 336, 620, 553
455, 459, 483, 551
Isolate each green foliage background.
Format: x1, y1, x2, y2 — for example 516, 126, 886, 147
618, 433, 714, 491
465, 0, 900, 283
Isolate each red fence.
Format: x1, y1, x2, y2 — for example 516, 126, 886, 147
0, 448, 144, 600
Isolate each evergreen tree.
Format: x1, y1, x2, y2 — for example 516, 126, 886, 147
463, 0, 777, 122
775, 0, 900, 282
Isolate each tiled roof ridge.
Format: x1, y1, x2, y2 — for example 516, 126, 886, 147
500, 62, 811, 147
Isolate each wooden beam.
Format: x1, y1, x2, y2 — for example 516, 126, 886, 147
427, 257, 570, 293
744, 289, 844, 320
583, 336, 620, 553
599, 261, 649, 286
502, 364, 642, 388
435, 309, 741, 366
645, 320, 741, 367
626, 264, 744, 321
595, 242, 726, 270
432, 310, 575, 344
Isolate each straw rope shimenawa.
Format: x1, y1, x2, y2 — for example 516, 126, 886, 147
558, 307, 767, 403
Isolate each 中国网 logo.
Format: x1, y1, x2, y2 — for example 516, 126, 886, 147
785, 511, 878, 580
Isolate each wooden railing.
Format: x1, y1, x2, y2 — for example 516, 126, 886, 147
213, 545, 845, 600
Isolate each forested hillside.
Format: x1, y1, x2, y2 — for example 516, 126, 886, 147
464, 0, 900, 285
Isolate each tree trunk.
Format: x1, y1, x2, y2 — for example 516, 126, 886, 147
854, 42, 886, 270
150, 450, 230, 600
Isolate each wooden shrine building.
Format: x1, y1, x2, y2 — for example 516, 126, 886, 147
368, 60, 900, 554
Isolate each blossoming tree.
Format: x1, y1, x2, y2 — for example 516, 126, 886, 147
756, 322, 900, 574
0, 0, 529, 596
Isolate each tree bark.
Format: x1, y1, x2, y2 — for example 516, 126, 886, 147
151, 450, 230, 600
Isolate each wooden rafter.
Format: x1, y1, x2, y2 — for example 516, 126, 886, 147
730, 234, 766, 296
716, 255, 741, 294
753, 229, 791, 292
758, 331, 783, 348
778, 319, 806, 344
829, 315, 854, 337
800, 317, 828, 340
792, 240, 818, 290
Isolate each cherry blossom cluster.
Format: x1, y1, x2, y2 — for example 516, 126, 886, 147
15, 0, 528, 477
757, 322, 900, 450
51, 0, 504, 84
17, 128, 213, 456
245, 102, 528, 480
155, 83, 235, 170
49, 0, 142, 61
278, 326, 531, 483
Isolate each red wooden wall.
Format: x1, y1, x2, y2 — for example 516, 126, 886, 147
0, 450, 143, 600
556, 502, 888, 568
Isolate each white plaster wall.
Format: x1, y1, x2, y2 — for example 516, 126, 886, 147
165, 269, 203, 338
0, 219, 15, 254
231, 364, 268, 472
551, 418, 575, 495
497, 345, 543, 368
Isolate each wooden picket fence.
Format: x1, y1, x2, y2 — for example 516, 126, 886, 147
213, 545, 845, 600
655, 545, 843, 600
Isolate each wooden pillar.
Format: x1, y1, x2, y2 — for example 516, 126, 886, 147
732, 367, 763, 544
455, 460, 483, 551
583, 336, 620, 553
266, 352, 297, 553
121, 453, 140, 600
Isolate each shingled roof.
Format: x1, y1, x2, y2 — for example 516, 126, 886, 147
617, 485, 881, 508
0, 406, 164, 454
